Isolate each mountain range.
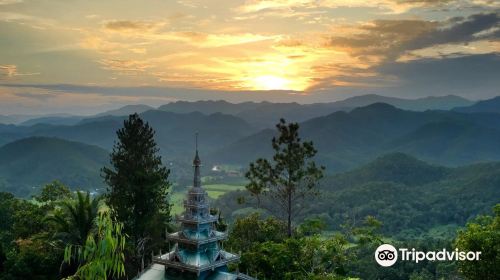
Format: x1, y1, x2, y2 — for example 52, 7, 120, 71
214, 103, 500, 170
1, 94, 500, 197
157, 94, 473, 128
0, 94, 474, 127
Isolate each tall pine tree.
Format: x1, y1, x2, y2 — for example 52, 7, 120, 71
102, 113, 171, 272
246, 119, 324, 237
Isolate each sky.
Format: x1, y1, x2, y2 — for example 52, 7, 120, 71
0, 0, 499, 114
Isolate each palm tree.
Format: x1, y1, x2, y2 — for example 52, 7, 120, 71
47, 191, 99, 246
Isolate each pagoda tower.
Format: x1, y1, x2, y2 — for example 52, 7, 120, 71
143, 135, 253, 280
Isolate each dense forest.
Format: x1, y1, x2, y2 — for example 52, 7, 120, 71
0, 113, 498, 279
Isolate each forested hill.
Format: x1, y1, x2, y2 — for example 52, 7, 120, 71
214, 103, 500, 171
0, 137, 108, 196
215, 153, 500, 239
0, 110, 257, 159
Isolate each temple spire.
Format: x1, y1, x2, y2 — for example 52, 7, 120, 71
193, 132, 201, 188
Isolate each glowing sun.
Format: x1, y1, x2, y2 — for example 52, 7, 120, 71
252, 75, 291, 90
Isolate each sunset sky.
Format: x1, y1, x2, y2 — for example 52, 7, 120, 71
0, 0, 499, 114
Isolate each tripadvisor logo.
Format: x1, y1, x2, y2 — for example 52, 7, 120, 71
375, 244, 398, 267
374, 244, 482, 267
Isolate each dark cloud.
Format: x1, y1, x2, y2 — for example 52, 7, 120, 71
375, 53, 500, 99
330, 20, 437, 57
328, 12, 499, 59
404, 13, 500, 50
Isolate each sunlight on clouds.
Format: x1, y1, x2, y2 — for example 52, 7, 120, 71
236, 0, 453, 15
0, 0, 498, 96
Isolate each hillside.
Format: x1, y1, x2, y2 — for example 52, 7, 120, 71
0, 137, 109, 197
389, 120, 500, 165
0, 110, 258, 162
322, 153, 450, 190
453, 96, 500, 114
213, 103, 500, 170
215, 153, 500, 238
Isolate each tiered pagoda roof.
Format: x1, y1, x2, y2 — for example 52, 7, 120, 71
136, 138, 253, 280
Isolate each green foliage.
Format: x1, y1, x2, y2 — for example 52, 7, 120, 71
0, 192, 16, 243
349, 216, 383, 245
0, 191, 65, 280
34, 180, 72, 203
454, 204, 500, 280
11, 200, 47, 239
298, 217, 327, 236
226, 213, 286, 252
102, 113, 171, 272
210, 208, 228, 232
1, 238, 62, 280
47, 191, 99, 246
232, 214, 354, 279
63, 207, 126, 280
245, 119, 324, 236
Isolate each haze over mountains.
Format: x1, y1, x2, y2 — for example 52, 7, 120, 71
0, 93, 500, 196
0, 94, 473, 127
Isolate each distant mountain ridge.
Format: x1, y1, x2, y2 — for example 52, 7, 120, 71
214, 103, 500, 170
0, 94, 475, 127
0, 110, 258, 161
96, 104, 155, 117
332, 94, 472, 111
20, 116, 84, 126
453, 96, 500, 114
156, 94, 473, 127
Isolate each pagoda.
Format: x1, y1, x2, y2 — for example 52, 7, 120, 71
136, 136, 253, 280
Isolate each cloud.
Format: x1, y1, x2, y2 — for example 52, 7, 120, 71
13, 91, 56, 101
104, 20, 166, 32
0, 64, 39, 79
236, 0, 462, 15
328, 12, 500, 60
236, 0, 312, 13
398, 40, 500, 61
376, 53, 500, 98
403, 13, 499, 50
0, 0, 22, 5
0, 65, 17, 78
98, 59, 152, 75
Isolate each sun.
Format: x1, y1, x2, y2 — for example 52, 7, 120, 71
252, 75, 291, 90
